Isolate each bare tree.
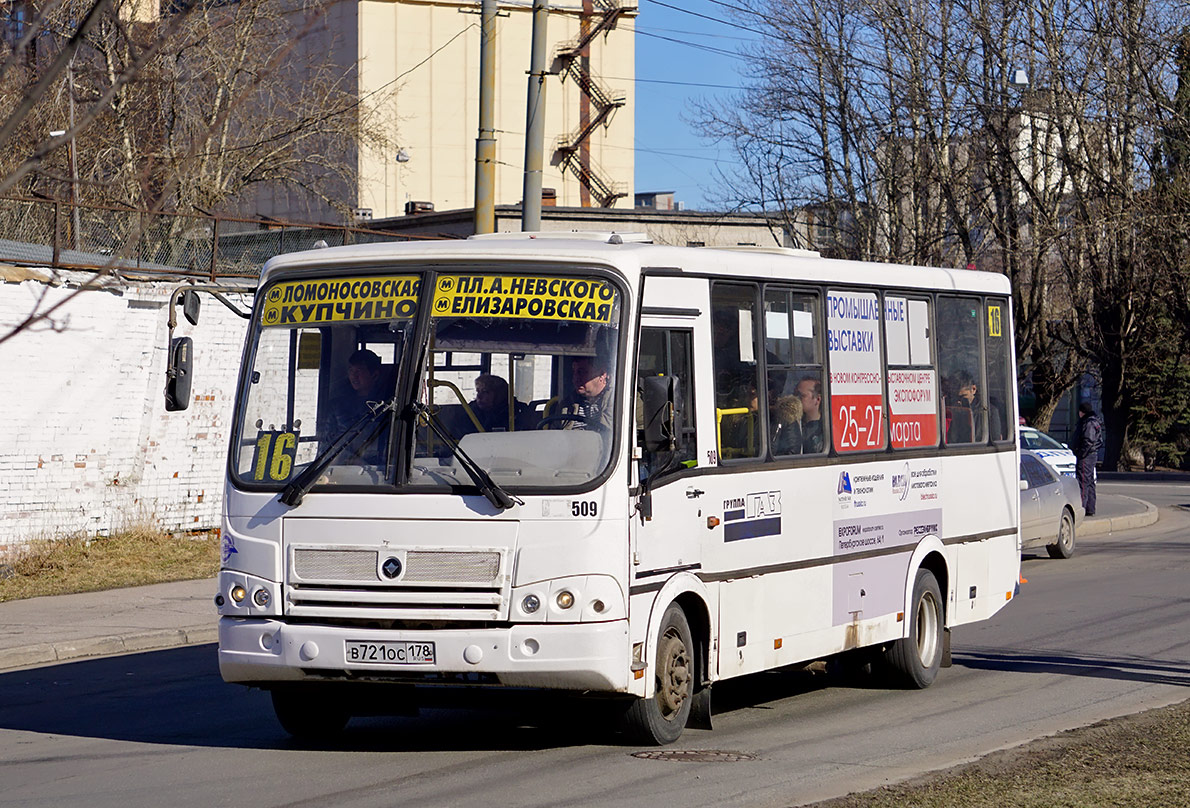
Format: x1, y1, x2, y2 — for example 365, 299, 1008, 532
0, 0, 394, 344
697, 0, 1190, 460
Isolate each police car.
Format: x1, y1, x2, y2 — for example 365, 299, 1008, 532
1019, 425, 1077, 477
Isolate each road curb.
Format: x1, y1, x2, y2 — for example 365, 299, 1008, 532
1079, 495, 1159, 537
0, 624, 215, 673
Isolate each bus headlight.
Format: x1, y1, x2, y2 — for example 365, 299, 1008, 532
511, 576, 625, 623
252, 588, 271, 607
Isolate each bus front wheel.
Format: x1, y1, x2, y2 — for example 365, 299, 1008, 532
884, 568, 943, 689
270, 686, 350, 740
624, 605, 694, 745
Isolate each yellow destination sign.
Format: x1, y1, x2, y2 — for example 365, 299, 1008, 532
260, 276, 420, 327
432, 275, 616, 323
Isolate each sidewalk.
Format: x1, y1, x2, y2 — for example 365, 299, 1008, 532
0, 577, 216, 672
0, 493, 1162, 673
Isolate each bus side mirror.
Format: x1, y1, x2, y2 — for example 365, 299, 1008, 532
641, 375, 682, 453
181, 290, 201, 325
165, 337, 194, 411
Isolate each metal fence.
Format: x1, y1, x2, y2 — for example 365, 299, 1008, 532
0, 196, 439, 279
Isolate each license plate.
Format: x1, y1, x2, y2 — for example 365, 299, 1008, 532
345, 640, 435, 665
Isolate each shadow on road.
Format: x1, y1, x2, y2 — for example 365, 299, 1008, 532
0, 644, 893, 752
0, 645, 624, 752
954, 648, 1190, 687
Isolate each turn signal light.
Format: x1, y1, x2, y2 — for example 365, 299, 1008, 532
230, 585, 247, 604
556, 590, 575, 609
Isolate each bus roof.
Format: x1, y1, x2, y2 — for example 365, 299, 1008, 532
259, 234, 1012, 296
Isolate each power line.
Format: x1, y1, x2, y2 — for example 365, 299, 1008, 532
611, 75, 742, 90
642, 0, 769, 37
634, 29, 747, 60
628, 23, 753, 42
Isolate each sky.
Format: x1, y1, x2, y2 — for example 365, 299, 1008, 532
628, 0, 761, 211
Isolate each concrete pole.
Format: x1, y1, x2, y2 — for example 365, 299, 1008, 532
67, 58, 81, 251
474, 0, 498, 235
521, 0, 549, 232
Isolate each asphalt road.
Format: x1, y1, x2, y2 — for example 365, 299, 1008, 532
2, 480, 1188, 808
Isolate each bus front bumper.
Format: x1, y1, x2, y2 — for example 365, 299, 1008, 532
218, 617, 631, 692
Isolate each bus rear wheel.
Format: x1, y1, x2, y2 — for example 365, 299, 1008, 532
884, 568, 943, 689
624, 605, 694, 745
270, 686, 350, 740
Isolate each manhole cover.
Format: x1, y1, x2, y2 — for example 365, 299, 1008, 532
631, 749, 757, 763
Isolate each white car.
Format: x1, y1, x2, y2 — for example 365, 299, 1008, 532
1019, 425, 1077, 477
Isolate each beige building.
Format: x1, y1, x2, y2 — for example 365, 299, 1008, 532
255, 0, 637, 222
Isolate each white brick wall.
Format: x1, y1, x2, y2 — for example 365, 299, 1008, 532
0, 274, 252, 546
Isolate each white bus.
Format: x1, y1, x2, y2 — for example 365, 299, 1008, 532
178, 233, 1020, 744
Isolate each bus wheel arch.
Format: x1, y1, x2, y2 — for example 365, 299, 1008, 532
624, 602, 695, 744
627, 576, 713, 743
917, 550, 949, 626
904, 538, 949, 630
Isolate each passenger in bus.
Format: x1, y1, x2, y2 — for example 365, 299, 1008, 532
469, 373, 528, 432
328, 348, 390, 463
796, 376, 825, 453
770, 392, 804, 455
558, 355, 614, 431
950, 370, 1001, 443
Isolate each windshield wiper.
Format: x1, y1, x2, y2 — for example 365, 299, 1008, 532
411, 401, 522, 512
280, 398, 396, 507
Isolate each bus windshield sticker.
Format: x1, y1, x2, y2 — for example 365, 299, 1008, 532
987, 305, 1003, 337
251, 430, 298, 482
260, 276, 421, 327
827, 290, 885, 452
432, 275, 616, 323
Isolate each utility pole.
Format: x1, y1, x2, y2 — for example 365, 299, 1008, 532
66, 58, 80, 251
521, 0, 549, 232
474, 0, 498, 234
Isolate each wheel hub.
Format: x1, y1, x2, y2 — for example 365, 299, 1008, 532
656, 631, 691, 717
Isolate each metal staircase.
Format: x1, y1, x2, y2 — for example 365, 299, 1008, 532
554, 0, 631, 207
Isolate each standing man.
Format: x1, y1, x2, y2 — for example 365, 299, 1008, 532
1071, 401, 1104, 516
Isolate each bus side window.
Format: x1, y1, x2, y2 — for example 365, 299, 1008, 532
712, 283, 761, 460
763, 287, 825, 457
936, 296, 986, 446
637, 327, 697, 475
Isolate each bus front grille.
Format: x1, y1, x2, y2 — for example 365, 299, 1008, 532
286, 545, 509, 621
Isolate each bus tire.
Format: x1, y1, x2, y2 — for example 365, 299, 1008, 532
884, 568, 943, 689
1047, 509, 1076, 559
270, 687, 349, 740
624, 605, 694, 745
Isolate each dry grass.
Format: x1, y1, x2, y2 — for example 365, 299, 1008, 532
811, 698, 1190, 808
0, 526, 220, 602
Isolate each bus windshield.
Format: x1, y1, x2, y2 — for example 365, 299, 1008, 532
409, 272, 621, 490
231, 269, 622, 493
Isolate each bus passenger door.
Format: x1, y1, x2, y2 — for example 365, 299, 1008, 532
631, 288, 715, 596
